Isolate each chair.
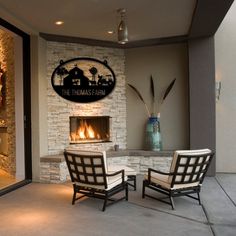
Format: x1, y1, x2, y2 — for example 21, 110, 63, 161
142, 149, 214, 209
64, 150, 128, 211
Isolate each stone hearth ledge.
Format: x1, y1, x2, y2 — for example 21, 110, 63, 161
40, 150, 174, 183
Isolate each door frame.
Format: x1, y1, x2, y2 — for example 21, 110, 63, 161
0, 17, 32, 195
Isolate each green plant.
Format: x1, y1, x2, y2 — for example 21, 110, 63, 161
128, 75, 176, 117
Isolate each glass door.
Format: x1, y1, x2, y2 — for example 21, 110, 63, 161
0, 19, 31, 193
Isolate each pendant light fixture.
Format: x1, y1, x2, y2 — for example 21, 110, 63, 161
117, 8, 128, 44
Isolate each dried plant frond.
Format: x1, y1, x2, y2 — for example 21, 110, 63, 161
161, 78, 176, 103
150, 75, 155, 101
128, 83, 151, 117
128, 76, 176, 117
150, 75, 156, 115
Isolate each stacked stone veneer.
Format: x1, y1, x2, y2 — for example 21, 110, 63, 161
0, 29, 15, 176
106, 156, 173, 173
40, 155, 68, 183
47, 42, 126, 154
40, 151, 173, 183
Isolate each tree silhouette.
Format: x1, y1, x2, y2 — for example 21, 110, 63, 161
56, 67, 68, 85
89, 67, 98, 81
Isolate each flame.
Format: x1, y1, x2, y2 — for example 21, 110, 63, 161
87, 124, 95, 138
77, 121, 95, 139
70, 120, 109, 142
78, 124, 86, 139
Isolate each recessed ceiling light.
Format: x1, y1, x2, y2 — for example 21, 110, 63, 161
55, 21, 64, 25
107, 31, 114, 34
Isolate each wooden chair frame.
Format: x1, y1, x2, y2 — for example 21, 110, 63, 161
64, 150, 128, 211
142, 150, 214, 209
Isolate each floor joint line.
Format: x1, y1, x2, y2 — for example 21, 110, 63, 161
215, 176, 236, 207
128, 201, 208, 226
201, 203, 216, 236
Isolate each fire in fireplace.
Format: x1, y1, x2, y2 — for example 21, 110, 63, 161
69, 116, 110, 143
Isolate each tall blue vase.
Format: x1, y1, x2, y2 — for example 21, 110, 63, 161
145, 116, 162, 151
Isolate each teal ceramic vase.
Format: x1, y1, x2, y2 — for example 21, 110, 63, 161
145, 115, 162, 151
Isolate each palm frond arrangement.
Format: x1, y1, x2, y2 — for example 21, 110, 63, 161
128, 75, 176, 117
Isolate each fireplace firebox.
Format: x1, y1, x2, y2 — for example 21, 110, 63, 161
69, 116, 111, 144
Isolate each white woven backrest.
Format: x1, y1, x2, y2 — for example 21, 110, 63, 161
169, 149, 212, 184
64, 150, 108, 188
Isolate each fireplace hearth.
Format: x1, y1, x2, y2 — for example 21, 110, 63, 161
69, 116, 110, 144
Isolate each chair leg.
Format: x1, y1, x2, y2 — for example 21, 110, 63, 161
169, 195, 175, 210
197, 192, 201, 205
102, 194, 108, 212
134, 176, 137, 191
142, 180, 146, 198
125, 183, 129, 201
72, 185, 77, 205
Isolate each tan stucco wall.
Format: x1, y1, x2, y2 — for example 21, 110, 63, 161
215, 1, 236, 172
125, 44, 189, 150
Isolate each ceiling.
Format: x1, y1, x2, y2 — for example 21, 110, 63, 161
0, 0, 234, 47
0, 0, 196, 42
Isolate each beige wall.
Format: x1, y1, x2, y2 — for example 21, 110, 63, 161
125, 44, 189, 150
215, 2, 236, 172
31, 35, 48, 181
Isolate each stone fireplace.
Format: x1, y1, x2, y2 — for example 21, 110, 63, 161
47, 41, 126, 154
69, 116, 111, 144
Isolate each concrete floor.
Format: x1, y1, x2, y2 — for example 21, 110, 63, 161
0, 174, 235, 236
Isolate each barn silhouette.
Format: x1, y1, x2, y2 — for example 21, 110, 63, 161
63, 66, 90, 87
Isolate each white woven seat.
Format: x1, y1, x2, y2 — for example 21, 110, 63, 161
108, 165, 137, 190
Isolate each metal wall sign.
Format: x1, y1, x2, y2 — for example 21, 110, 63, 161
51, 57, 116, 103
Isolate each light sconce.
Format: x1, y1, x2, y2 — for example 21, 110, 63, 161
117, 8, 128, 44
215, 81, 221, 102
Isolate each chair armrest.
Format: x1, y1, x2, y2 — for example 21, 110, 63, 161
106, 169, 125, 182
148, 168, 172, 176
147, 168, 173, 183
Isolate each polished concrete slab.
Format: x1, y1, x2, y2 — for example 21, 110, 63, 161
215, 174, 236, 204
201, 175, 236, 236
0, 174, 235, 236
201, 177, 236, 226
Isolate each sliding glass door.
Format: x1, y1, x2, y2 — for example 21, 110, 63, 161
0, 18, 31, 193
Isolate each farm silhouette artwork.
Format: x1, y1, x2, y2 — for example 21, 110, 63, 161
51, 58, 116, 103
